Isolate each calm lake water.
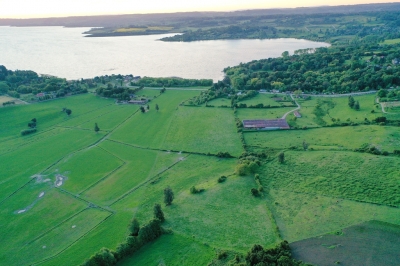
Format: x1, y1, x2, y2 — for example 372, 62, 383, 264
0, 26, 328, 81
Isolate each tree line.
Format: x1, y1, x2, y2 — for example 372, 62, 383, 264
135, 77, 212, 87
224, 43, 400, 94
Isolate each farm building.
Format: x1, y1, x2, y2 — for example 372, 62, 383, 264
294, 111, 302, 118
242, 119, 290, 130
128, 99, 148, 105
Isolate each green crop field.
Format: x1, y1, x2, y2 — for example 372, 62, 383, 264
1, 89, 399, 266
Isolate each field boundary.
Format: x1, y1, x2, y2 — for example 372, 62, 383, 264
110, 154, 191, 206
32, 212, 115, 266
78, 163, 126, 195
25, 208, 90, 245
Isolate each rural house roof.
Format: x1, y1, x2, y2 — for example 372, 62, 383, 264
242, 119, 290, 129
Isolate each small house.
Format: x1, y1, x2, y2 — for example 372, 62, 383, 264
128, 99, 148, 105
294, 111, 302, 118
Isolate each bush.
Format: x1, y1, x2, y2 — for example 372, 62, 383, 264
218, 176, 227, 183
190, 186, 205, 194
217, 250, 228, 260
216, 151, 233, 158
251, 188, 260, 197
236, 164, 248, 176
375, 116, 387, 123
82, 248, 116, 266
21, 128, 36, 136
382, 151, 389, 156
278, 152, 285, 163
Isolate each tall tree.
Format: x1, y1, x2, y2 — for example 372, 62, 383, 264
65, 109, 72, 116
155, 104, 159, 112
164, 187, 174, 206
140, 106, 146, 113
128, 218, 140, 236
354, 100, 360, 110
153, 203, 165, 222
94, 123, 100, 133
278, 152, 285, 164
348, 96, 355, 108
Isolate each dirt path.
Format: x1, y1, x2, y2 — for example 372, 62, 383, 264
376, 98, 388, 113
281, 94, 301, 119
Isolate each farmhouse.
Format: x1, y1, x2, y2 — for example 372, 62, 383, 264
242, 119, 290, 130
128, 99, 148, 105
294, 111, 302, 118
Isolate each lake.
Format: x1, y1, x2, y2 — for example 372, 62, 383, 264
0, 26, 329, 81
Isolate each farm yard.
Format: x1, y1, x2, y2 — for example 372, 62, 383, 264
0, 87, 399, 266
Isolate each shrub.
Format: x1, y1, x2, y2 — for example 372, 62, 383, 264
216, 151, 233, 158
21, 128, 37, 136
128, 218, 140, 236
382, 151, 389, 156
278, 152, 285, 163
217, 250, 228, 260
82, 248, 116, 266
164, 187, 174, 206
218, 176, 227, 183
236, 164, 248, 176
153, 204, 165, 222
375, 116, 387, 123
190, 186, 205, 194
251, 188, 260, 197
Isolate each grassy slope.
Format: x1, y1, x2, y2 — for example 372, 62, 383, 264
43, 146, 124, 194
2, 90, 399, 266
240, 94, 294, 107
262, 151, 400, 207
109, 90, 199, 149
114, 155, 279, 251
244, 125, 400, 152
237, 107, 295, 120
267, 189, 400, 242
162, 107, 243, 156
0, 128, 105, 202
0, 94, 113, 141
0, 183, 90, 265
118, 233, 215, 266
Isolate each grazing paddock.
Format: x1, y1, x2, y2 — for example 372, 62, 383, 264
244, 125, 400, 152
266, 189, 400, 242
262, 151, 400, 207
291, 221, 400, 266
1, 88, 399, 266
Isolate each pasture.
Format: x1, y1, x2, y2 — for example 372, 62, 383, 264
291, 221, 400, 266
239, 93, 295, 107
0, 89, 399, 266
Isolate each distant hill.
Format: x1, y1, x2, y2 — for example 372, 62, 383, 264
1, 2, 400, 27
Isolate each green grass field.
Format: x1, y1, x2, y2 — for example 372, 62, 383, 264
239, 94, 294, 107
236, 107, 295, 121
244, 125, 400, 152
1, 90, 399, 265
262, 151, 400, 207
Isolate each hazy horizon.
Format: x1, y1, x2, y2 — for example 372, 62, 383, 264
0, 0, 399, 19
